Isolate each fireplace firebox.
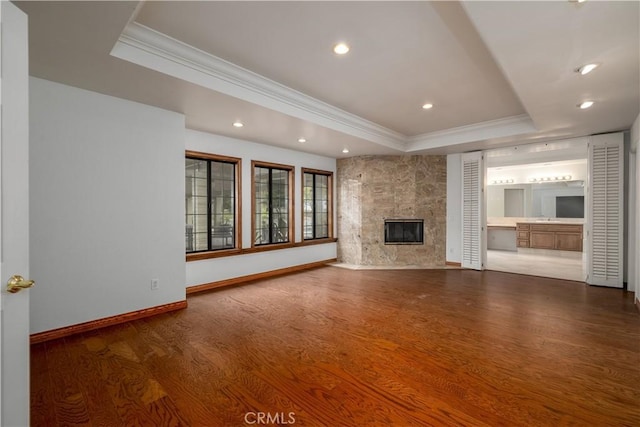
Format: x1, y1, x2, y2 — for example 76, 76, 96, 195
384, 219, 424, 245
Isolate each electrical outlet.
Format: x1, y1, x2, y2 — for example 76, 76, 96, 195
151, 278, 159, 290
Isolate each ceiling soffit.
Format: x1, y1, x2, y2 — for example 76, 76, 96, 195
114, 22, 406, 151
134, 1, 527, 135
112, 21, 537, 153
18, 1, 637, 157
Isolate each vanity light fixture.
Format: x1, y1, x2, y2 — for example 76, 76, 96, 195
576, 63, 599, 75
232, 121, 244, 128
529, 175, 572, 183
333, 43, 350, 55
489, 179, 514, 185
578, 101, 594, 109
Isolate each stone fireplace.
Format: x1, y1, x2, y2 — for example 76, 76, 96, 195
337, 155, 446, 267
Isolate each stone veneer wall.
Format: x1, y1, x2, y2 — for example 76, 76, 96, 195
337, 155, 447, 267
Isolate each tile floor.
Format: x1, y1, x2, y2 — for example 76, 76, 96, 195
332, 248, 586, 282
330, 263, 459, 270
486, 248, 586, 282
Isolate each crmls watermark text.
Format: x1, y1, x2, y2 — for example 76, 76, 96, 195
244, 411, 296, 425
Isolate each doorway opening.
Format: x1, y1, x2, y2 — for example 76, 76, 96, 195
485, 159, 587, 282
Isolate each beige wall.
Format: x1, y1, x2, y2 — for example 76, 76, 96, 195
337, 155, 447, 266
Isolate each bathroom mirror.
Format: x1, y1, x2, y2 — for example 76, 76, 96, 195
487, 181, 585, 218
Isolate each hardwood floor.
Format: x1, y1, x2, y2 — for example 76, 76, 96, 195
31, 267, 640, 426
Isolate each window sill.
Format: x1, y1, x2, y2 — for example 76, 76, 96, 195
243, 242, 295, 254
186, 248, 242, 262
186, 238, 338, 262
295, 238, 338, 247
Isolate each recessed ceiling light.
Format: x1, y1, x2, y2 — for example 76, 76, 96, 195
422, 103, 434, 110
298, 138, 306, 143
342, 148, 350, 153
576, 63, 599, 75
333, 43, 350, 55
233, 121, 244, 128
578, 101, 594, 109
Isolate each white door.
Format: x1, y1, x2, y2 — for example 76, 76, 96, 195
587, 133, 624, 288
0, 2, 31, 426
461, 152, 485, 270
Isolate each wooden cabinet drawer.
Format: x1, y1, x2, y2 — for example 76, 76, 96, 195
517, 231, 529, 239
531, 224, 582, 233
517, 239, 529, 248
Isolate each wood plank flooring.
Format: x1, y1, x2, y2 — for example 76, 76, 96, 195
31, 267, 640, 426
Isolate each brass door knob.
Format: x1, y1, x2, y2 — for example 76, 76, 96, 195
7, 275, 34, 293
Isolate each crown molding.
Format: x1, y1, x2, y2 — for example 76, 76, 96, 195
111, 23, 540, 155
406, 114, 537, 152
111, 22, 406, 151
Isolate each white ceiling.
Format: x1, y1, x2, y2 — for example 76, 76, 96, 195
16, 1, 640, 159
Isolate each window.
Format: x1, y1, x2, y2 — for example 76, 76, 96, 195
302, 169, 333, 240
252, 161, 294, 246
185, 151, 240, 255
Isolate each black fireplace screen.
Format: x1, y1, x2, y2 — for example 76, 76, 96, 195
384, 219, 424, 245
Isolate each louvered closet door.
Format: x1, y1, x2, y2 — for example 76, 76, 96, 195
588, 133, 624, 287
462, 152, 484, 270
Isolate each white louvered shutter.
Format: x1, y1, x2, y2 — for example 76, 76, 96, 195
587, 133, 624, 287
462, 152, 484, 270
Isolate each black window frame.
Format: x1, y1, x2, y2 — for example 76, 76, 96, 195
302, 168, 333, 241
252, 161, 294, 247
185, 151, 241, 260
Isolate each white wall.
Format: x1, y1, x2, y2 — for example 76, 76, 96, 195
487, 184, 532, 218
633, 113, 640, 427
627, 115, 640, 304
446, 154, 462, 263
628, 148, 636, 293
185, 129, 337, 287
29, 78, 186, 334
623, 132, 633, 287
